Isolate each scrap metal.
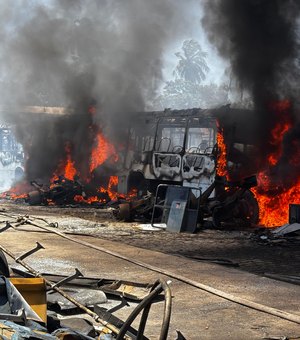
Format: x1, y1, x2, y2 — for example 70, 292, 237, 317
27, 178, 85, 206
0, 216, 173, 339
0, 243, 124, 338
5, 214, 300, 326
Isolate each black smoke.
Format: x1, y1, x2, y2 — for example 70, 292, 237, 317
202, 0, 300, 188
0, 0, 190, 182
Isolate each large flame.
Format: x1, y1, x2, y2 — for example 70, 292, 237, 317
90, 133, 118, 173
253, 174, 300, 227
252, 100, 294, 227
50, 143, 77, 184
0, 118, 131, 205
216, 100, 296, 227
48, 129, 130, 204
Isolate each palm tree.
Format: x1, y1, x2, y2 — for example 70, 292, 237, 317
173, 40, 209, 84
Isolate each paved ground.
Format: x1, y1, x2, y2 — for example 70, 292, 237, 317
0, 202, 300, 339
2, 202, 300, 276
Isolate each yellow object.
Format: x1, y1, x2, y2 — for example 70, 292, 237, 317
0, 322, 16, 338
9, 278, 47, 323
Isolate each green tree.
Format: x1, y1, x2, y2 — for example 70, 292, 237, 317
173, 39, 210, 84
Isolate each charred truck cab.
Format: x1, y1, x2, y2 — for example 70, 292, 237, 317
117, 107, 259, 227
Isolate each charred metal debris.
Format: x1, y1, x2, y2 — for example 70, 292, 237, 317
0, 215, 173, 340
1, 107, 261, 230
1, 212, 300, 335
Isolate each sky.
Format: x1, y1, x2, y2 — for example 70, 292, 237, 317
0, 0, 229, 113
162, 1, 229, 86
4, 0, 228, 87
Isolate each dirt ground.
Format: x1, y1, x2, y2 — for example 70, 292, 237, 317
0, 201, 300, 339
2, 201, 299, 277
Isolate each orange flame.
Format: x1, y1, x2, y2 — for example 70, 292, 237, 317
50, 143, 77, 185
90, 133, 118, 173
2, 117, 132, 205
74, 175, 120, 203
266, 101, 292, 167
253, 175, 300, 227
73, 175, 137, 204
216, 128, 228, 178
48, 132, 122, 205
253, 100, 294, 227
104, 175, 118, 201
74, 194, 105, 204
0, 181, 31, 200
64, 144, 77, 180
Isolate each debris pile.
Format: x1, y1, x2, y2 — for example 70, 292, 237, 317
1, 176, 139, 213
28, 178, 86, 206
0, 214, 172, 339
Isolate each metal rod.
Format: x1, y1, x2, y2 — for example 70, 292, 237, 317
13, 217, 300, 326
49, 268, 83, 290
0, 243, 129, 339
0, 222, 13, 233
16, 242, 44, 261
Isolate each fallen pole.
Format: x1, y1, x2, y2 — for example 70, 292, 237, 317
11, 217, 300, 325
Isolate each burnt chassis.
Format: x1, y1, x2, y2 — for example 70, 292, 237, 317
147, 175, 258, 229
118, 109, 259, 226
199, 175, 259, 227
27, 177, 84, 205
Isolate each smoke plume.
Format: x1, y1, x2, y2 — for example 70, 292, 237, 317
202, 0, 300, 187
0, 0, 188, 181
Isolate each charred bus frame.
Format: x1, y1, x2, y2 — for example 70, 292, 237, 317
117, 107, 259, 226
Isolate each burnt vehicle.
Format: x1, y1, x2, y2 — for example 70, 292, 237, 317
27, 177, 86, 206
0, 124, 24, 191
117, 106, 259, 226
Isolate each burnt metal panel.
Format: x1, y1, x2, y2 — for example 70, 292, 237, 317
289, 204, 300, 224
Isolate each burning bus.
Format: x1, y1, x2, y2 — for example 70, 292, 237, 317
5, 103, 294, 228
116, 106, 260, 226
2, 104, 260, 227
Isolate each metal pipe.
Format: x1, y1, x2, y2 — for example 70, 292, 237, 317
10, 217, 300, 325
13, 221, 300, 324
0, 243, 129, 339
116, 279, 172, 340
